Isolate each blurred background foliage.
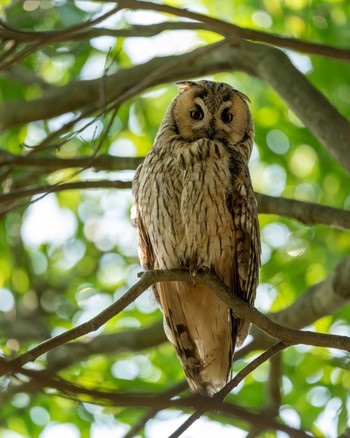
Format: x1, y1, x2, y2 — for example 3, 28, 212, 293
0, 0, 350, 437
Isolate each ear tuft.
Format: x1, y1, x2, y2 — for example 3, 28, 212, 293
236, 90, 251, 103
174, 81, 197, 92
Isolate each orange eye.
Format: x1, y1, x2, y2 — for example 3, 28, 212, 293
190, 109, 204, 120
221, 110, 233, 123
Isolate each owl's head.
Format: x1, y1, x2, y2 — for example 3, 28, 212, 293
171, 80, 254, 159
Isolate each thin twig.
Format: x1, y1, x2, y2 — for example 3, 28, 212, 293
168, 342, 288, 438
0, 180, 131, 203
0, 7, 121, 72
123, 381, 189, 438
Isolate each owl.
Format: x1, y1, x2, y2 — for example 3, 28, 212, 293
132, 80, 261, 397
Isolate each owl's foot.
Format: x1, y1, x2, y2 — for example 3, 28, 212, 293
190, 269, 198, 277
189, 265, 210, 277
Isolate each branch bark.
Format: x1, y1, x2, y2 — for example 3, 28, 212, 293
169, 342, 288, 438
237, 256, 350, 358
1, 269, 349, 377
255, 193, 350, 230
43, 256, 350, 372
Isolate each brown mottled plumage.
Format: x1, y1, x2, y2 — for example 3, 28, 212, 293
132, 80, 261, 396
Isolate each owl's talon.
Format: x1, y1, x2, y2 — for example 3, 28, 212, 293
190, 269, 197, 277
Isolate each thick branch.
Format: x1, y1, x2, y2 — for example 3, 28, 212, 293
1, 269, 349, 377
1, 39, 349, 174
250, 42, 350, 174
6, 256, 350, 381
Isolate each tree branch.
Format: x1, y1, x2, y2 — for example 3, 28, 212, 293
2, 2, 349, 61
0, 180, 131, 202
4, 365, 311, 437
1, 269, 349, 377
237, 256, 350, 358
1, 39, 349, 175
109, 0, 350, 61
40, 256, 350, 373
46, 320, 165, 371
0, 151, 143, 171
43, 256, 350, 371
122, 381, 188, 438
2, 176, 350, 230
0, 6, 121, 72
250, 42, 350, 175
169, 342, 288, 438
256, 193, 350, 230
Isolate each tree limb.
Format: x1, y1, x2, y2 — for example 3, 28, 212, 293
237, 256, 350, 358
250, 42, 350, 175
46, 320, 165, 371
169, 342, 288, 438
2, 176, 350, 230
2, 2, 349, 61
256, 193, 350, 230
0, 151, 143, 171
1, 39, 349, 174
1, 269, 349, 377
41, 256, 350, 370
3, 365, 311, 437
106, 0, 350, 61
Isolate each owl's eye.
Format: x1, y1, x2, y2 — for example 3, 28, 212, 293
221, 110, 233, 123
190, 109, 204, 120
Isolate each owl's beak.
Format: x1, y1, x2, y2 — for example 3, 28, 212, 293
207, 128, 216, 140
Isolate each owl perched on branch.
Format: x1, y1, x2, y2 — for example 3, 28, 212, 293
132, 80, 261, 397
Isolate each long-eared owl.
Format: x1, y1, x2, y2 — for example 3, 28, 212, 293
132, 80, 261, 396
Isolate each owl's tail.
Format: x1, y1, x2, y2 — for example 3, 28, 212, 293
157, 280, 235, 397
